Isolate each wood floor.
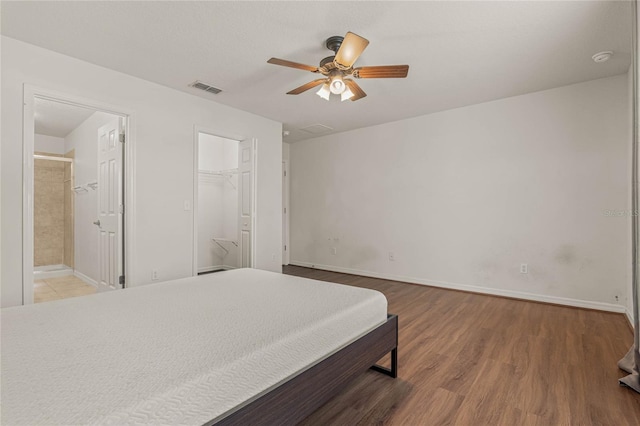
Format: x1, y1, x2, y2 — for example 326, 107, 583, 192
283, 265, 640, 426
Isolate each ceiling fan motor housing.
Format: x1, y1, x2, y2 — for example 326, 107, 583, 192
319, 56, 335, 68
325, 36, 344, 53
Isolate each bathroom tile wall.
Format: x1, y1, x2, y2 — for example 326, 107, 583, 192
34, 153, 65, 266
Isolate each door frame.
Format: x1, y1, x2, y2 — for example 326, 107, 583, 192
22, 85, 136, 304
282, 160, 290, 266
192, 126, 257, 276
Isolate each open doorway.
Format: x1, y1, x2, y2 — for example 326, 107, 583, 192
24, 90, 132, 304
194, 130, 255, 275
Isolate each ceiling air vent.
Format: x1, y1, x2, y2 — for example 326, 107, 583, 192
189, 80, 222, 95
300, 124, 333, 135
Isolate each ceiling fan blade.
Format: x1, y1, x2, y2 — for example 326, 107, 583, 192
334, 32, 369, 69
353, 65, 409, 79
286, 79, 328, 95
344, 79, 367, 101
267, 58, 319, 73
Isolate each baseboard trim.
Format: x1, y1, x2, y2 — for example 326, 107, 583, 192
625, 308, 635, 330
198, 265, 223, 273
199, 265, 236, 274
290, 261, 626, 314
34, 267, 73, 280
73, 270, 99, 288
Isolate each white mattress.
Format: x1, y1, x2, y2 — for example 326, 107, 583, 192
1, 268, 387, 425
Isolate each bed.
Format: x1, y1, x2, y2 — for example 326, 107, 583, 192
1, 268, 398, 425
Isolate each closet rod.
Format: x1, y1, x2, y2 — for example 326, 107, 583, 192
34, 154, 73, 163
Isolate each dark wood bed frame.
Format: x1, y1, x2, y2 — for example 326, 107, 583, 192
209, 314, 398, 426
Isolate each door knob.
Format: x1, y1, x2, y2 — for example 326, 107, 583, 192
93, 219, 101, 227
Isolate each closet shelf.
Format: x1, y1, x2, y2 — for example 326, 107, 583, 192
211, 237, 238, 257
198, 168, 238, 176
212, 237, 238, 247
199, 169, 237, 189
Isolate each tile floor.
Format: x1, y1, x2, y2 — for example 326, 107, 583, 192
34, 275, 97, 303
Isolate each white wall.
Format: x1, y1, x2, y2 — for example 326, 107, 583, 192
631, 4, 640, 325
1, 36, 282, 307
291, 75, 630, 310
34, 134, 65, 154
198, 134, 238, 171
627, 65, 635, 323
64, 111, 117, 283
198, 173, 224, 270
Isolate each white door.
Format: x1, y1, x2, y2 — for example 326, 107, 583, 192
238, 139, 254, 268
97, 119, 124, 289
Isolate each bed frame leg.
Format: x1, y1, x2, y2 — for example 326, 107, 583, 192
370, 347, 398, 378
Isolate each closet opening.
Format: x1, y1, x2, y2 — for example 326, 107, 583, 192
194, 130, 255, 275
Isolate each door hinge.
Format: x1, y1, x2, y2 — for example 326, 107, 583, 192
284, 245, 287, 251
119, 204, 125, 214
284, 170, 286, 177
119, 133, 125, 143
119, 275, 125, 286
284, 207, 286, 214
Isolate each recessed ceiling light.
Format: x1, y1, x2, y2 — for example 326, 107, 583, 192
592, 51, 613, 63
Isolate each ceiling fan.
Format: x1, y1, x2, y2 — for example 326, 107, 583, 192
267, 32, 409, 102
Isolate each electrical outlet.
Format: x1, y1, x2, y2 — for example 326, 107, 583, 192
389, 252, 395, 261
331, 247, 337, 255
520, 264, 528, 274
152, 270, 159, 281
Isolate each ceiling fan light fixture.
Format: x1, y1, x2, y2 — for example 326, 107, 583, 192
329, 76, 346, 95
341, 87, 354, 101
316, 83, 331, 100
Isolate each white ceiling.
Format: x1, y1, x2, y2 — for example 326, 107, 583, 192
2, 1, 632, 142
34, 98, 95, 138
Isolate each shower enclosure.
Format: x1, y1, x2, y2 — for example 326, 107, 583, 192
33, 153, 74, 280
